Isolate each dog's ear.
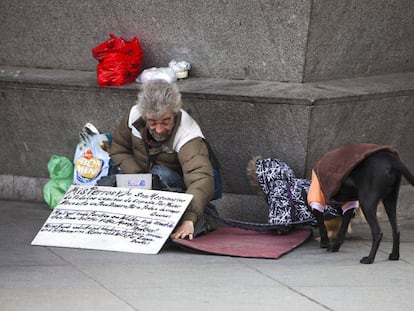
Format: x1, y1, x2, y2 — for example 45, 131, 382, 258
246, 155, 264, 195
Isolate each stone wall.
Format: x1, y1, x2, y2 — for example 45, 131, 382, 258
1, 67, 413, 222
1, 0, 413, 221
1, 1, 412, 82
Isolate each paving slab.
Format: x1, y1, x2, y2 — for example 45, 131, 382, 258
0, 200, 413, 311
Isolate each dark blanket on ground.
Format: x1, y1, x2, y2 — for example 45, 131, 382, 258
314, 143, 399, 202
172, 227, 312, 259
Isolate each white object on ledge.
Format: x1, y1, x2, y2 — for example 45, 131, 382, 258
136, 67, 177, 83
169, 60, 191, 79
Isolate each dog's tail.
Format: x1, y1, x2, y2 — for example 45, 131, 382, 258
394, 158, 414, 186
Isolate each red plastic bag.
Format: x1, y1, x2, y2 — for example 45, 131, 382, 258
92, 34, 144, 87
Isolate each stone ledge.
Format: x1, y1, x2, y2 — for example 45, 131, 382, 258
1, 66, 413, 105
0, 174, 48, 202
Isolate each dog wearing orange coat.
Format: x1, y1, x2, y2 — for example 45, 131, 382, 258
309, 143, 414, 264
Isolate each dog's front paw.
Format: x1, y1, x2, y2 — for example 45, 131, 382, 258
320, 238, 330, 249
327, 239, 341, 252
360, 256, 374, 264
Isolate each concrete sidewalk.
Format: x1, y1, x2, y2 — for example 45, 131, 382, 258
1, 200, 413, 311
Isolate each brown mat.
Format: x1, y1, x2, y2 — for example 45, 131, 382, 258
173, 227, 312, 259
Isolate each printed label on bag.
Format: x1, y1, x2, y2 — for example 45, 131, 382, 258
75, 150, 103, 181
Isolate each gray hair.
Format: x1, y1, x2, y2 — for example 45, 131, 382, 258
137, 80, 182, 117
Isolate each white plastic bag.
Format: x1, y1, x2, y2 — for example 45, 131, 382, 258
136, 67, 177, 83
136, 60, 191, 83
73, 123, 111, 186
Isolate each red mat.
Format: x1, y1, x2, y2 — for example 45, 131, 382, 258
172, 227, 312, 259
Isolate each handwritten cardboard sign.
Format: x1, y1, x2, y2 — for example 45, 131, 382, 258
32, 185, 193, 254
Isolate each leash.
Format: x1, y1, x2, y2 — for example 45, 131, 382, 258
204, 207, 316, 234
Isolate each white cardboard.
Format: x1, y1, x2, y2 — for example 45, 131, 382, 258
32, 185, 192, 254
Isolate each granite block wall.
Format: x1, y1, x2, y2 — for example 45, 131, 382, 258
1, 1, 413, 221
1, 0, 412, 82
1, 67, 413, 196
